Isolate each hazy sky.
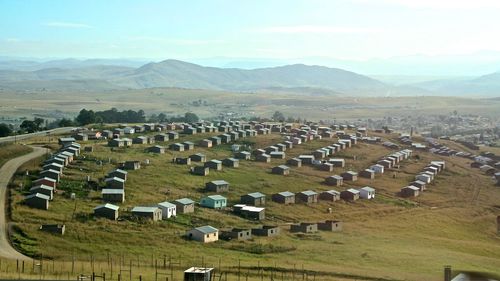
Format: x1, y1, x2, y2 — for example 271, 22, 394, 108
2, 0, 500, 61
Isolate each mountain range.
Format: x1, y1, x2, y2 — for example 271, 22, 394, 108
0, 58, 498, 97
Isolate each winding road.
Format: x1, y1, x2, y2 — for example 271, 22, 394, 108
0, 146, 47, 260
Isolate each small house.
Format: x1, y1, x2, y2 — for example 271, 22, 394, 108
124, 160, 141, 170
359, 186, 375, 199
148, 145, 165, 154
297, 190, 318, 204
170, 143, 185, 151
183, 141, 195, 151
175, 157, 191, 165
252, 225, 280, 237
401, 186, 420, 197
235, 151, 251, 160
359, 169, 375, 179
325, 175, 343, 186
370, 164, 385, 174
240, 192, 266, 206
255, 153, 271, 163
94, 203, 119, 220
200, 195, 227, 209
154, 134, 169, 142
272, 165, 290, 175
25, 193, 50, 210
40, 224, 65, 235
33, 177, 57, 189
222, 158, 239, 168
133, 136, 148, 144
58, 137, 76, 147
40, 169, 60, 182
290, 223, 318, 233
318, 220, 343, 232
340, 188, 360, 201
270, 151, 286, 159
298, 155, 315, 165
205, 160, 222, 171
108, 169, 127, 181
319, 190, 340, 201
174, 198, 195, 214
205, 180, 229, 192
199, 139, 213, 148
209, 136, 222, 145
272, 191, 295, 204
221, 228, 252, 241
287, 158, 302, 167
105, 177, 125, 189
410, 180, 426, 191
234, 205, 266, 220
219, 134, 231, 143
131, 206, 162, 221
341, 171, 358, 181
319, 162, 334, 172
157, 201, 177, 219
191, 166, 209, 176
167, 131, 179, 140
415, 174, 431, 184
186, 226, 219, 243
29, 185, 54, 200
102, 189, 125, 203
189, 153, 207, 162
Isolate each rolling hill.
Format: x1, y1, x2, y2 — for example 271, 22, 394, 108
0, 59, 392, 95
409, 71, 500, 96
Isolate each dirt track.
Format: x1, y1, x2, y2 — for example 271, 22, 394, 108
0, 146, 46, 260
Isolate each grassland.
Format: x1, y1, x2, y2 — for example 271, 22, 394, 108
5, 127, 500, 281
2, 87, 500, 122
0, 143, 33, 167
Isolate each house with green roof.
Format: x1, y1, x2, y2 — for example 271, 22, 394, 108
200, 195, 227, 209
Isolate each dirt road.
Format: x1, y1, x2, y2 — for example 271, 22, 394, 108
0, 146, 46, 260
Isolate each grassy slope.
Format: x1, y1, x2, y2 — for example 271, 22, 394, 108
8, 130, 500, 281
0, 143, 33, 167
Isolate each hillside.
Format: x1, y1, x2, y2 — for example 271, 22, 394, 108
0, 59, 392, 95
409, 72, 500, 97
7, 128, 500, 281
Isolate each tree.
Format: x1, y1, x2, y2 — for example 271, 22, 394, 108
184, 112, 199, 123
20, 120, 37, 133
272, 111, 285, 122
58, 118, 75, 127
76, 109, 96, 125
0, 123, 11, 137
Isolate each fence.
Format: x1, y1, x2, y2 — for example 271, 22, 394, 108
0, 254, 348, 281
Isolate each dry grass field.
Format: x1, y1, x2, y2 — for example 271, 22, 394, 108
4, 127, 500, 281
0, 143, 32, 167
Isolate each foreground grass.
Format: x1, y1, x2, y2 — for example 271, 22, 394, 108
7, 130, 500, 281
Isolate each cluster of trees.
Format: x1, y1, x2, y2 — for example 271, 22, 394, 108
149, 112, 199, 123
0, 123, 12, 137
0, 118, 47, 137
76, 108, 146, 125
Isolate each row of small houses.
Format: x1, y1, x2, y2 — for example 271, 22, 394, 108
400, 161, 446, 197
186, 219, 343, 243
425, 138, 500, 184
24, 141, 82, 210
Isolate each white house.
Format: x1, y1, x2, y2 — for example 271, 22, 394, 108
186, 225, 219, 243
124, 127, 136, 134
415, 174, 431, 184
370, 164, 385, 174
157, 201, 177, 219
359, 186, 376, 199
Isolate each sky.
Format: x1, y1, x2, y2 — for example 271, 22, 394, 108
1, 0, 500, 68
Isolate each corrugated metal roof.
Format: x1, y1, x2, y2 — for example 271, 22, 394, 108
278, 191, 294, 197
361, 186, 375, 192
207, 195, 226, 200
25, 193, 50, 200
158, 201, 176, 208
102, 189, 125, 194
194, 225, 218, 234
175, 198, 194, 205
246, 192, 265, 198
210, 180, 229, 185
132, 206, 159, 213
301, 190, 318, 196
94, 203, 119, 211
